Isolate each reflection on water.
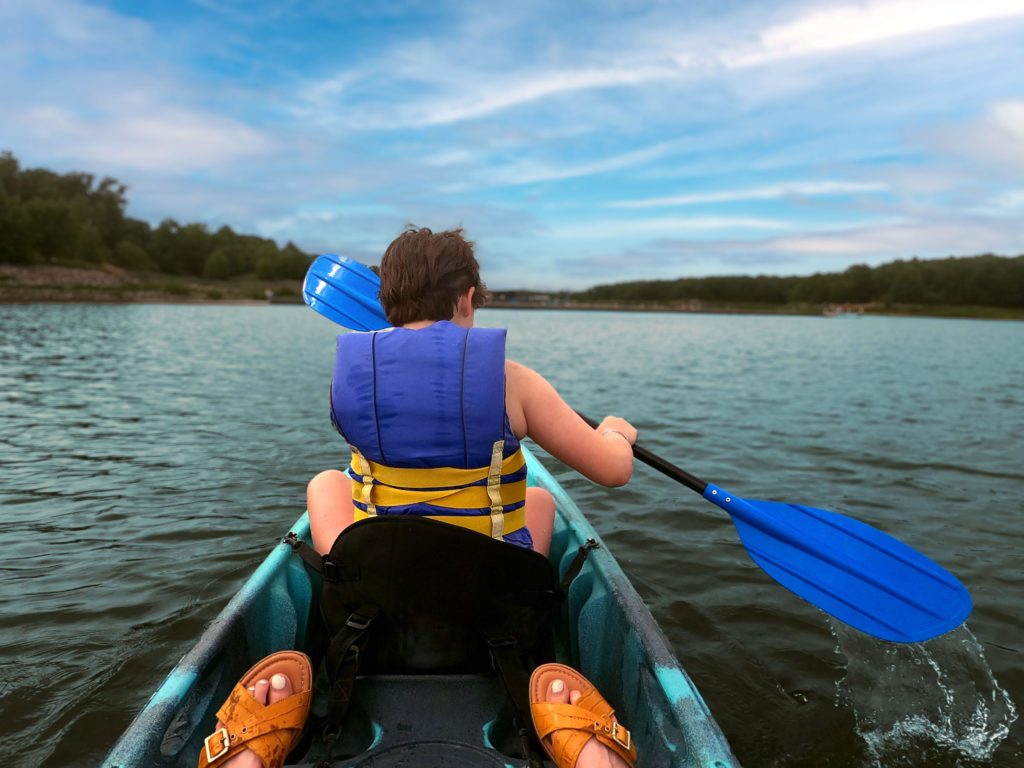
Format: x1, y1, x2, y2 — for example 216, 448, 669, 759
0, 304, 1021, 767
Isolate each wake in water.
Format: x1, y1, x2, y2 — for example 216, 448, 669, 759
830, 622, 1017, 767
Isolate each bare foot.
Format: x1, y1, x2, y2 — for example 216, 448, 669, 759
211, 672, 295, 767
545, 678, 631, 768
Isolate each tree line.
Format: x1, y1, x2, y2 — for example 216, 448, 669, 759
4, 151, 1020, 306
0, 151, 312, 280
577, 254, 1024, 308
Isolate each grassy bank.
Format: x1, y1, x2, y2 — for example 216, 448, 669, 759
3, 264, 1022, 320
488, 299, 1024, 321
0, 263, 304, 304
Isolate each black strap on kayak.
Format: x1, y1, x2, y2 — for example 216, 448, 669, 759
323, 605, 378, 735
484, 539, 598, 768
285, 532, 376, 765
486, 633, 544, 768
558, 538, 599, 596
284, 532, 361, 582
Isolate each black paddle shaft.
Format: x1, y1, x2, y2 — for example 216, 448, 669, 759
576, 412, 708, 495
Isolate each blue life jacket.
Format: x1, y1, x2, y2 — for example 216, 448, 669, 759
330, 320, 531, 548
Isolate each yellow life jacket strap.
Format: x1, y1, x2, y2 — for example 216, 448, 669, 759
348, 443, 527, 539
348, 476, 527, 510
486, 439, 505, 538
351, 505, 527, 537
348, 448, 526, 490
352, 450, 376, 515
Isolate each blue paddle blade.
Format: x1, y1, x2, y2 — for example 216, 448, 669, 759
703, 484, 972, 643
303, 254, 389, 331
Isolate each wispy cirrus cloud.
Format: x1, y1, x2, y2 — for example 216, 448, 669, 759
607, 181, 888, 209
549, 212, 1024, 283
292, 0, 1024, 132
550, 216, 791, 241
485, 140, 685, 187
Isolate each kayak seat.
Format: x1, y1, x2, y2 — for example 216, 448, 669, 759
287, 516, 596, 765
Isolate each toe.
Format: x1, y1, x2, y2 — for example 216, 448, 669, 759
546, 678, 571, 704
268, 672, 293, 704
253, 679, 270, 705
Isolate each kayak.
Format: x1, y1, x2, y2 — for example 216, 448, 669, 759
104, 445, 740, 767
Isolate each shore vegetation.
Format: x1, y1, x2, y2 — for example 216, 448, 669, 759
2, 151, 1021, 318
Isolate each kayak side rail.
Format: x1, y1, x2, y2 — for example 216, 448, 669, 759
103, 514, 314, 768
522, 445, 740, 768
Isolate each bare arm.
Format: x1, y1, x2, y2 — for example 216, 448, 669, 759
506, 360, 636, 487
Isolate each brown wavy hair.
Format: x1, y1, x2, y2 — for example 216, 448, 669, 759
379, 226, 489, 326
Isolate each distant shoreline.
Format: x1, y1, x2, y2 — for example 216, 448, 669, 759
488, 302, 1024, 321
2, 264, 1022, 321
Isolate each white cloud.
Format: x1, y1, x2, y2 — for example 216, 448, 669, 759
486, 140, 682, 186
404, 63, 683, 127
608, 180, 888, 208
721, 0, 1024, 68
989, 99, 1024, 145
931, 98, 1024, 174
971, 188, 1024, 216
551, 216, 789, 240
18, 102, 274, 173
291, 0, 1024, 131
0, 0, 151, 49
551, 212, 1023, 282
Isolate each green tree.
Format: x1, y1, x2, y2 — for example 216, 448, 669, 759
0, 195, 31, 263
23, 198, 78, 262
76, 221, 110, 263
113, 240, 155, 271
0, 151, 19, 196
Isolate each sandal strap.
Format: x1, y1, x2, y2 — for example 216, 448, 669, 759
198, 684, 312, 768
531, 701, 636, 767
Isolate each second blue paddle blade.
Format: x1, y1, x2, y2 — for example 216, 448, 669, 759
704, 486, 972, 643
303, 254, 389, 331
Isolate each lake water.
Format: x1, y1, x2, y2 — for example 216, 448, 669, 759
0, 304, 1021, 767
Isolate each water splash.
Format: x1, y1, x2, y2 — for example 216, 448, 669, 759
830, 622, 1017, 766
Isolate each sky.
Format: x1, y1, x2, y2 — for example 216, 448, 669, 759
1, 0, 1023, 289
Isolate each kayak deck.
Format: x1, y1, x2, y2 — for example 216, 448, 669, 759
105, 446, 739, 767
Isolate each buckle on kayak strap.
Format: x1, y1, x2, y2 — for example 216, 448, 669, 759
345, 612, 374, 632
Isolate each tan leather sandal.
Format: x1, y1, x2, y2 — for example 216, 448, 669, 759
529, 662, 638, 767
198, 651, 313, 768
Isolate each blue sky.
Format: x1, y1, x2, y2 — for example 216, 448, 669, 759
2, 0, 1023, 289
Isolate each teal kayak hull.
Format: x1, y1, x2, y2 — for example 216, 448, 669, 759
104, 446, 739, 767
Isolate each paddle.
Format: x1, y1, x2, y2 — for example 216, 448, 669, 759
302, 254, 973, 643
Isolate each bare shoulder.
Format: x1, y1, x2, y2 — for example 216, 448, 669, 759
505, 359, 551, 397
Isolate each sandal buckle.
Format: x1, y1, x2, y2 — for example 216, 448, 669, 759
204, 727, 231, 763
611, 722, 631, 750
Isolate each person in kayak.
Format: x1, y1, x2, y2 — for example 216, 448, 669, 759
306, 225, 638, 558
